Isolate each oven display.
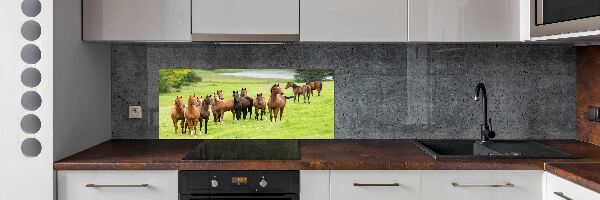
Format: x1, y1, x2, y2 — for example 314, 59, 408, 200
231, 177, 248, 186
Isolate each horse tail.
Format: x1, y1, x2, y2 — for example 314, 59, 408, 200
319, 81, 323, 90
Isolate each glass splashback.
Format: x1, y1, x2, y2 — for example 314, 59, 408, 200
159, 69, 334, 139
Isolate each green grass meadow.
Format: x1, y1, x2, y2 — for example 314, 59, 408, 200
159, 69, 334, 139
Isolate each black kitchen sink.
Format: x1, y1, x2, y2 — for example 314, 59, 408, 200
411, 140, 578, 160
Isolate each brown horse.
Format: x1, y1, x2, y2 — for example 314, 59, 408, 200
211, 90, 221, 122
170, 96, 186, 134
253, 93, 267, 120
285, 82, 311, 103
215, 90, 224, 100
184, 95, 200, 135
240, 88, 253, 120
212, 92, 235, 123
267, 84, 287, 122
306, 80, 323, 96
195, 96, 202, 107
198, 95, 212, 134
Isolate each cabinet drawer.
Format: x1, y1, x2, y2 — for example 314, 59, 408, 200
545, 172, 600, 200
330, 170, 420, 200
57, 170, 178, 200
421, 170, 543, 200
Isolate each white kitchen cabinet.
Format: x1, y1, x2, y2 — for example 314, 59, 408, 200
409, 0, 529, 42
300, 0, 408, 42
300, 170, 330, 200
192, 0, 299, 41
83, 0, 191, 42
421, 170, 543, 200
330, 170, 420, 200
57, 170, 178, 200
545, 172, 600, 200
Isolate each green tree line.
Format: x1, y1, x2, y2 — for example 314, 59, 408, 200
159, 69, 202, 93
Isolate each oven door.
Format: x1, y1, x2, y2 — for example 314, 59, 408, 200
180, 194, 299, 200
532, 0, 600, 37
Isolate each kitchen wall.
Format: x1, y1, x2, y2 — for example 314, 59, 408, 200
576, 46, 600, 145
54, 0, 111, 161
112, 43, 576, 139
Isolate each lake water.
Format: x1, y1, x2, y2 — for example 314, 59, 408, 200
220, 70, 297, 79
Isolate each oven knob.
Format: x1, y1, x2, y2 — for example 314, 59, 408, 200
259, 179, 268, 188
211, 180, 219, 188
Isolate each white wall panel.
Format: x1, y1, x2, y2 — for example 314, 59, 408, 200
0, 0, 54, 199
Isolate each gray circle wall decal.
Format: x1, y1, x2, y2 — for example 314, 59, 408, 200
21, 91, 42, 111
21, 0, 41, 17
21, 20, 41, 41
20, 114, 41, 134
21, 68, 41, 87
21, 138, 42, 157
21, 44, 41, 64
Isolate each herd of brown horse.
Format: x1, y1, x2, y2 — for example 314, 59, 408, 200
170, 80, 323, 135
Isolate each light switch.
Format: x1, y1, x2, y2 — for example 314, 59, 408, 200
129, 106, 142, 119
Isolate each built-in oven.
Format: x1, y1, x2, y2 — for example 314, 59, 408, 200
179, 171, 299, 200
532, 0, 600, 37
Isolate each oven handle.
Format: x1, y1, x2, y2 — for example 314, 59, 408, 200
180, 194, 298, 200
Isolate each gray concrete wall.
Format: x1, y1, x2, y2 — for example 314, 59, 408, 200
112, 43, 575, 139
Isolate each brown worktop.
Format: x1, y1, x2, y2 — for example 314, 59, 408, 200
545, 162, 600, 194
54, 139, 600, 171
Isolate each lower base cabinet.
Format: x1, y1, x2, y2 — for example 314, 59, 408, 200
545, 172, 600, 200
300, 170, 546, 200
300, 170, 330, 200
57, 170, 178, 200
421, 170, 543, 200
330, 170, 421, 200
56, 170, 600, 200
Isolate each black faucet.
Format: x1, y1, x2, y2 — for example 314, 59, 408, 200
474, 83, 495, 142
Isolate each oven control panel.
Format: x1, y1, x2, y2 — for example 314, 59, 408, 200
179, 171, 299, 194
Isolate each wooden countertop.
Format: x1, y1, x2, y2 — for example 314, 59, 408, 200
54, 139, 600, 170
54, 139, 600, 193
545, 162, 600, 194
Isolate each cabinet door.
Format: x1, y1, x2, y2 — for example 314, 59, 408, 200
83, 0, 191, 42
421, 170, 543, 200
409, 0, 528, 42
330, 170, 420, 200
301, 0, 408, 42
192, 0, 299, 40
300, 170, 330, 200
57, 170, 178, 200
545, 172, 600, 200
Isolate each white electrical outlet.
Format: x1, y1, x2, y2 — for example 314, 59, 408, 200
129, 106, 142, 119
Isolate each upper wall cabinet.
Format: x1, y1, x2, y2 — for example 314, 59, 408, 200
191, 0, 300, 42
409, 0, 529, 42
300, 0, 408, 42
83, 0, 191, 42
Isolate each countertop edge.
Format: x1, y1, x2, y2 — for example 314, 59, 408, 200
545, 162, 600, 194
